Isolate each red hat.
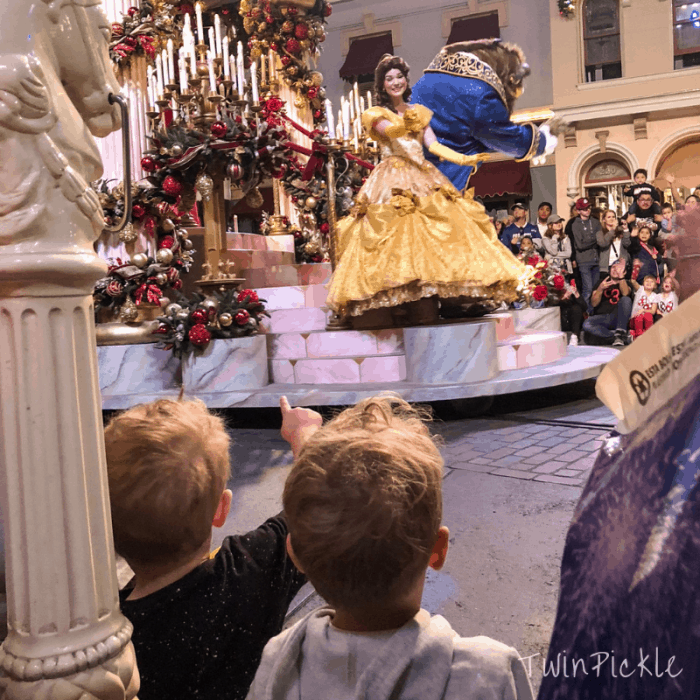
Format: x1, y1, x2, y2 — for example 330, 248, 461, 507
575, 198, 591, 211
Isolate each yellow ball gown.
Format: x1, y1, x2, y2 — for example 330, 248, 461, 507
326, 105, 526, 318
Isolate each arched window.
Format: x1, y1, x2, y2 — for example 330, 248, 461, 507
583, 0, 622, 82
673, 1, 700, 68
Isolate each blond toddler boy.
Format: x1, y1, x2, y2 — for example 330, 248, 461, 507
105, 397, 319, 700
246, 395, 534, 700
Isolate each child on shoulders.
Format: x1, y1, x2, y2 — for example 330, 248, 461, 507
629, 275, 659, 339
246, 395, 533, 700
105, 397, 318, 700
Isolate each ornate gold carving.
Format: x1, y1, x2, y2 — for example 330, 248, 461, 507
424, 51, 508, 108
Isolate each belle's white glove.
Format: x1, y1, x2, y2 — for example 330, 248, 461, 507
539, 125, 558, 155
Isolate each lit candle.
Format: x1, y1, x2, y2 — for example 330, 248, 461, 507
337, 108, 342, 137
189, 42, 197, 78
342, 97, 350, 141
167, 39, 175, 86
223, 38, 230, 77
214, 14, 223, 57
250, 57, 259, 103
325, 99, 334, 136
161, 49, 169, 87
353, 81, 361, 117
146, 65, 155, 109
237, 41, 245, 92
268, 49, 276, 81
208, 27, 216, 58
336, 122, 342, 140
155, 53, 164, 96
353, 121, 359, 152
234, 214, 239, 233
360, 96, 365, 113
367, 90, 372, 109
178, 52, 187, 94
230, 55, 237, 92
195, 2, 204, 45
348, 94, 355, 123
260, 54, 267, 85
207, 51, 217, 95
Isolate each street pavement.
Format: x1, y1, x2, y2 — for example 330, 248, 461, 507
215, 384, 617, 694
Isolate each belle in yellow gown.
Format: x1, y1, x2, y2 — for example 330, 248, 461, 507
326, 103, 526, 321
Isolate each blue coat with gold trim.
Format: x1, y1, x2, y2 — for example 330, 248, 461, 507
411, 51, 545, 191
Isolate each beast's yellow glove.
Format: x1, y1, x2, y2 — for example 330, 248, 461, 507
428, 142, 476, 166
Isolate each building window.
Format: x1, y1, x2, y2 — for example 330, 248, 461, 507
673, 1, 700, 68
584, 158, 630, 215
583, 0, 622, 82
447, 12, 500, 44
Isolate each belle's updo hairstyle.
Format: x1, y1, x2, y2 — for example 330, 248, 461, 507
374, 54, 411, 112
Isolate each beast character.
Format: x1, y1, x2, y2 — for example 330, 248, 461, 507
411, 39, 558, 191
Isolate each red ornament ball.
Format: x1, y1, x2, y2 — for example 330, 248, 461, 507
294, 23, 309, 40
131, 203, 146, 219
281, 55, 291, 67
285, 38, 301, 55
293, 230, 303, 240
188, 323, 212, 347
127, 6, 138, 17
190, 309, 208, 324
324, 2, 332, 16
307, 86, 318, 100
158, 235, 175, 249
162, 175, 183, 197
210, 121, 228, 138
237, 289, 259, 304
314, 110, 322, 119
171, 279, 183, 291
106, 280, 124, 297
235, 310, 250, 326
266, 15, 274, 24
320, 222, 330, 234
270, 42, 278, 51
141, 156, 157, 172
311, 254, 323, 263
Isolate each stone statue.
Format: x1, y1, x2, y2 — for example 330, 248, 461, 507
0, 1, 139, 698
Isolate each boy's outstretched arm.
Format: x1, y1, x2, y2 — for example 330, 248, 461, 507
280, 396, 323, 458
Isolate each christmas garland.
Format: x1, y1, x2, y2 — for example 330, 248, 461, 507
153, 289, 269, 356
110, 2, 183, 68
239, 0, 332, 125
558, 0, 576, 18
93, 180, 195, 321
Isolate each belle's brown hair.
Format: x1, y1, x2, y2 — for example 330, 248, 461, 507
374, 54, 412, 112
283, 395, 444, 609
105, 398, 231, 567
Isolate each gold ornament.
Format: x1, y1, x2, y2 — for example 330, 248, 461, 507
305, 196, 318, 210
287, 66, 298, 77
294, 95, 306, 109
306, 27, 315, 39
304, 241, 320, 255
119, 222, 137, 243
156, 248, 174, 265
166, 302, 182, 317
155, 272, 168, 286
246, 187, 264, 209
201, 298, 219, 314
161, 218, 175, 232
251, 47, 263, 60
196, 173, 214, 202
171, 144, 183, 157
300, 40, 311, 50
119, 299, 139, 323
218, 312, 233, 327
316, 29, 326, 42
183, 238, 194, 250
257, 22, 267, 33
131, 253, 148, 268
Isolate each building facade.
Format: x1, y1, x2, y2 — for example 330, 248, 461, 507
551, 0, 700, 215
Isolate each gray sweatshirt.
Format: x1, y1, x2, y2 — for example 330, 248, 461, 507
571, 217, 601, 265
246, 607, 533, 700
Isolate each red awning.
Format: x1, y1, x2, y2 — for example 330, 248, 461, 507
339, 32, 394, 79
470, 160, 532, 198
447, 12, 500, 44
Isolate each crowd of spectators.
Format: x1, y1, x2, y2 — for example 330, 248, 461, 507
493, 169, 693, 348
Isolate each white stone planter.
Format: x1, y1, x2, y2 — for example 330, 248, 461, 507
404, 320, 499, 384
183, 334, 269, 393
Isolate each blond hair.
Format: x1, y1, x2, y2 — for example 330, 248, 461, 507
104, 399, 231, 567
283, 395, 444, 609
